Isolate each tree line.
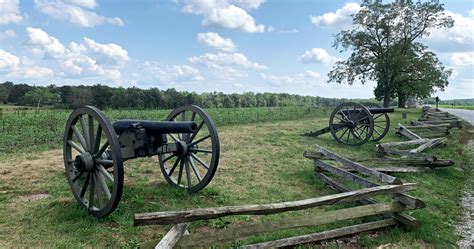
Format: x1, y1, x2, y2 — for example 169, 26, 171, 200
0, 81, 378, 110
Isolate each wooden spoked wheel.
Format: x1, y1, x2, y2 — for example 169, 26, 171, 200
363, 103, 391, 142
159, 105, 220, 193
329, 102, 374, 146
63, 106, 123, 217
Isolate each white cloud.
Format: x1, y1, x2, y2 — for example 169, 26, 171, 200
34, 0, 124, 27
260, 71, 322, 86
24, 27, 127, 82
189, 52, 268, 70
0, 49, 54, 79
181, 0, 265, 32
451, 52, 474, 66
83, 37, 129, 63
141, 61, 204, 83
26, 27, 66, 58
300, 48, 337, 64
310, 2, 360, 29
0, 0, 22, 24
426, 10, 474, 52
0, 29, 16, 40
197, 32, 236, 52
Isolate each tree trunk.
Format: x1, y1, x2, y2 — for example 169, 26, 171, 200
383, 94, 390, 107
398, 96, 407, 108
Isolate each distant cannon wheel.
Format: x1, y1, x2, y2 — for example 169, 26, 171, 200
63, 106, 124, 217
159, 105, 220, 193
363, 103, 391, 142
329, 102, 374, 146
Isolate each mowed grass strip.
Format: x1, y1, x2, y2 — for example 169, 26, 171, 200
0, 108, 471, 247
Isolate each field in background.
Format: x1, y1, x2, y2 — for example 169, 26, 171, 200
0, 106, 329, 154
0, 107, 472, 247
438, 105, 474, 110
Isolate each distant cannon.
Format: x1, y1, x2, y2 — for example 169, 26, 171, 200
304, 102, 394, 145
63, 105, 219, 217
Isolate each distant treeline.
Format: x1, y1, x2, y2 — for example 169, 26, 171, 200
0, 81, 378, 109
421, 97, 474, 106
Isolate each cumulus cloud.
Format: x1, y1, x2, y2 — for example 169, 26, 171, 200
34, 0, 124, 27
197, 32, 236, 52
0, 49, 54, 78
310, 2, 360, 29
181, 0, 265, 32
189, 52, 268, 70
425, 10, 474, 52
451, 52, 474, 66
300, 48, 337, 64
260, 70, 321, 86
24, 27, 127, 81
0, 0, 22, 24
141, 61, 204, 83
0, 29, 16, 40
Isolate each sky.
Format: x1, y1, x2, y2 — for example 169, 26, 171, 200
0, 0, 473, 100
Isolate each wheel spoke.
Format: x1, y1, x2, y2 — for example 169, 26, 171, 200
72, 125, 88, 151
188, 121, 205, 142
191, 112, 196, 121
88, 115, 95, 152
162, 154, 175, 163
96, 170, 111, 200
189, 134, 211, 147
97, 165, 114, 183
93, 125, 102, 154
169, 157, 181, 176
68, 140, 85, 154
190, 153, 210, 170
185, 159, 192, 189
88, 173, 95, 210
96, 141, 109, 158
188, 156, 202, 181
80, 115, 90, 152
94, 172, 104, 208
80, 173, 90, 198
72, 171, 84, 182
189, 148, 213, 154
177, 159, 185, 185
169, 134, 179, 142
337, 128, 350, 141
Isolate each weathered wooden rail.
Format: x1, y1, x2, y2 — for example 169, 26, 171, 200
134, 145, 424, 248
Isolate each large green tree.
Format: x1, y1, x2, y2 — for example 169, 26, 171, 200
328, 0, 453, 107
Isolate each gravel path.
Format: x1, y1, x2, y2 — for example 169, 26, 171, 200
442, 108, 474, 248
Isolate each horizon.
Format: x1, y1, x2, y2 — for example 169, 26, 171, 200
0, 0, 473, 100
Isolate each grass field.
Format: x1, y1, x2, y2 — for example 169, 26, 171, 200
438, 105, 474, 110
0, 107, 472, 247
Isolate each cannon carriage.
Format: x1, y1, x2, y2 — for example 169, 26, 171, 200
304, 102, 394, 145
63, 105, 219, 217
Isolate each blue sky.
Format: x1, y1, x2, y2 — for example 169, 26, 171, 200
0, 0, 473, 99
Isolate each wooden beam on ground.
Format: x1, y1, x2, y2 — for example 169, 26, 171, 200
155, 223, 189, 249
176, 203, 405, 247
304, 150, 453, 168
396, 124, 422, 140
377, 146, 437, 162
315, 172, 421, 228
410, 138, 446, 154
314, 160, 424, 209
344, 166, 422, 173
242, 219, 398, 249
134, 184, 416, 226
378, 139, 432, 148
314, 145, 401, 184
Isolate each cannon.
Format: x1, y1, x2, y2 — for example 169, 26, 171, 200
63, 105, 219, 217
304, 102, 394, 145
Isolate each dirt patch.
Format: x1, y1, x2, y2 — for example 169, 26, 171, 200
18, 193, 51, 202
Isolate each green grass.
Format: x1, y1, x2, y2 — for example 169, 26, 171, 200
0, 107, 472, 248
438, 105, 474, 110
0, 106, 330, 154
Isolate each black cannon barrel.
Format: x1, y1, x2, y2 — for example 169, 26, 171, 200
113, 120, 197, 135
340, 107, 394, 115
367, 107, 395, 114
